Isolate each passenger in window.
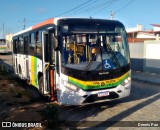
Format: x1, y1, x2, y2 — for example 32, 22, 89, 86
91, 47, 101, 61
66, 47, 74, 64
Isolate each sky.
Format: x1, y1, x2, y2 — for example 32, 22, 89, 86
0, 0, 160, 38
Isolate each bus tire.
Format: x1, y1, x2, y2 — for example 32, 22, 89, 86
38, 76, 44, 95
19, 66, 23, 79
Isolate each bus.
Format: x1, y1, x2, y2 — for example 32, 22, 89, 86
0, 39, 8, 54
12, 18, 131, 105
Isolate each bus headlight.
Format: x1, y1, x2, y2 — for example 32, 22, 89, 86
121, 77, 131, 86
62, 80, 78, 92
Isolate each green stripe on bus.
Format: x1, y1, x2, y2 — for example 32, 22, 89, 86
68, 73, 129, 90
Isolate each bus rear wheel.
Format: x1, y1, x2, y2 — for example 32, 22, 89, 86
38, 76, 51, 102
38, 76, 44, 95
19, 66, 23, 79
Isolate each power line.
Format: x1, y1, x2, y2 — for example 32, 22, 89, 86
65, 0, 119, 18
22, 0, 94, 24
83, 0, 118, 12
90, 0, 119, 16
13, 0, 126, 31
19, 0, 118, 24
66, 0, 98, 15
115, 0, 135, 14
54, 0, 93, 17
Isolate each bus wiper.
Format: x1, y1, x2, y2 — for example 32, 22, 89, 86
106, 43, 120, 68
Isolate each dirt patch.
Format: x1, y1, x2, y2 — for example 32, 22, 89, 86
0, 71, 62, 130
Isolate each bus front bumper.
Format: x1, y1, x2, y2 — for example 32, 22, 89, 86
57, 81, 131, 105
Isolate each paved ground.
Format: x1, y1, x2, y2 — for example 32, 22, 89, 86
0, 53, 160, 130
58, 79, 160, 130
0, 52, 13, 72
132, 70, 160, 84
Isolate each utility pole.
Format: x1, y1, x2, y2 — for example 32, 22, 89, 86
111, 11, 115, 20
23, 18, 26, 30
2, 23, 5, 38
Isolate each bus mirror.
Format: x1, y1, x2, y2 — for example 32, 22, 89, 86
53, 36, 58, 51
51, 33, 58, 51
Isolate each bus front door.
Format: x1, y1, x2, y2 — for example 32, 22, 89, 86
42, 31, 50, 95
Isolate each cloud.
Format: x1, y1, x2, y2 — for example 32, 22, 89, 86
9, 5, 19, 12
36, 8, 47, 14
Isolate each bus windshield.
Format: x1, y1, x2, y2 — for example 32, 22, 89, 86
61, 22, 130, 71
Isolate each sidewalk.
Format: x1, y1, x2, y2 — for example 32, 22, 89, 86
131, 70, 160, 84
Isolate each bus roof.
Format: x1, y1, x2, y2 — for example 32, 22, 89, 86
13, 18, 58, 37
13, 17, 124, 37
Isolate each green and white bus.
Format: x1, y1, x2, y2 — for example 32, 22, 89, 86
12, 18, 131, 105
0, 39, 8, 54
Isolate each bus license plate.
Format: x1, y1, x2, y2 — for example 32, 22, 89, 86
98, 91, 109, 97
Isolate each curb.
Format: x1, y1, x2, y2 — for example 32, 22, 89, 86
132, 76, 160, 84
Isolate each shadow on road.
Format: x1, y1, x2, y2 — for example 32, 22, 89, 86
58, 80, 160, 128
92, 93, 160, 128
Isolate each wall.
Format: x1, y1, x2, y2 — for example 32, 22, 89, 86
143, 40, 160, 73
129, 42, 144, 71
129, 41, 160, 73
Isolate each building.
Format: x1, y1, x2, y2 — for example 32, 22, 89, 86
126, 24, 155, 43
150, 24, 160, 40
5, 33, 13, 51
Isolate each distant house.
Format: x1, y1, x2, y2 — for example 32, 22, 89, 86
5, 33, 13, 50
150, 24, 160, 40
126, 24, 155, 43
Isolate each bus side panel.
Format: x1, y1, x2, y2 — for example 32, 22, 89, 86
28, 55, 42, 88
17, 54, 26, 78
13, 54, 18, 74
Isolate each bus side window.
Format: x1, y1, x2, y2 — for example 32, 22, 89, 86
24, 36, 29, 54
17, 37, 24, 54
20, 36, 24, 54
35, 31, 42, 59
29, 33, 35, 56
13, 39, 17, 54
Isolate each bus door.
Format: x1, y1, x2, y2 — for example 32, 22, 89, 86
48, 30, 56, 101
42, 31, 50, 94
24, 36, 29, 79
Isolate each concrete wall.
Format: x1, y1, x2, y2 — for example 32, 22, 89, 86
144, 41, 160, 73
129, 41, 160, 73
129, 42, 144, 71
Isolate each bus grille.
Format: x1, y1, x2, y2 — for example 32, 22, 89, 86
83, 92, 119, 103
83, 86, 117, 92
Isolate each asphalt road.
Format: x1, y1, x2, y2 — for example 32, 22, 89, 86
0, 53, 160, 130
58, 80, 160, 129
